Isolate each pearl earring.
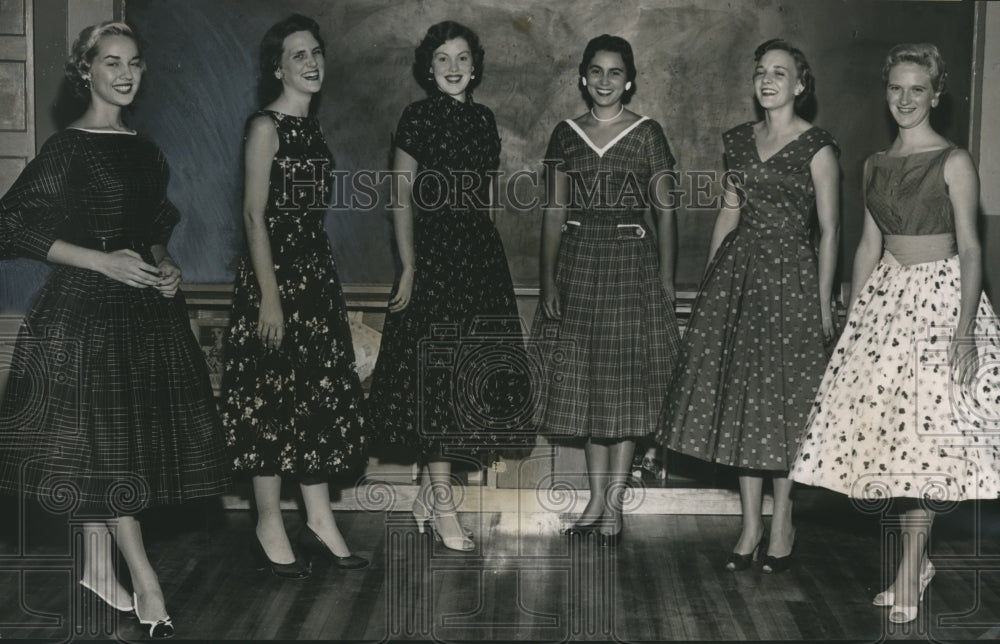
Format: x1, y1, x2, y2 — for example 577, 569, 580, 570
581, 77, 587, 86
625, 81, 632, 91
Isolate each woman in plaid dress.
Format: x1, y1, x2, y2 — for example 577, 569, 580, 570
0, 22, 229, 637
658, 40, 840, 573
534, 35, 681, 545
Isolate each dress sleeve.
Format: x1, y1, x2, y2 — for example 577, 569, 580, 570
149, 146, 180, 246
644, 120, 675, 174
544, 121, 568, 165
0, 132, 77, 260
808, 127, 840, 159
394, 102, 425, 164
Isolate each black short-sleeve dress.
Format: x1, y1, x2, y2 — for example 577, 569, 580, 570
0, 129, 230, 514
367, 93, 530, 461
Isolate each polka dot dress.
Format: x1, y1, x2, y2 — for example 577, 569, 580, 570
658, 122, 837, 470
790, 147, 1000, 501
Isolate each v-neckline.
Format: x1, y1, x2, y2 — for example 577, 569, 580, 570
752, 124, 816, 163
565, 116, 648, 158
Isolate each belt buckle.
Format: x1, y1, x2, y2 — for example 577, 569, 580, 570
616, 223, 646, 239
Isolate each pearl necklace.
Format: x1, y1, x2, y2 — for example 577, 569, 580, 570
591, 105, 624, 122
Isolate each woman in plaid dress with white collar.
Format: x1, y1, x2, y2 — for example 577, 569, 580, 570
533, 35, 681, 545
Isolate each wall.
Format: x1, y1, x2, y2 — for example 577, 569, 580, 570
0, 0, 983, 313
128, 0, 972, 289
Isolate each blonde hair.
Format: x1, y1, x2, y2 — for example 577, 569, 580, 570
66, 21, 144, 97
883, 43, 947, 93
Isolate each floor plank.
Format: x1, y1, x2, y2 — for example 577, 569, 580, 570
2, 491, 1000, 640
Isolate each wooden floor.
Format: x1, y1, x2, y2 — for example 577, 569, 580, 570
2, 490, 1000, 641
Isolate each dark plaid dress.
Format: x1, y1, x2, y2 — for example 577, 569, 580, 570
660, 123, 837, 470
532, 117, 682, 439
0, 129, 230, 515
220, 111, 366, 481
367, 93, 530, 461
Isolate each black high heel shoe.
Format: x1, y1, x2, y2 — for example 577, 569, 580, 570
133, 593, 174, 640
298, 525, 369, 570
725, 539, 762, 572
250, 534, 310, 579
761, 548, 794, 574
761, 530, 795, 574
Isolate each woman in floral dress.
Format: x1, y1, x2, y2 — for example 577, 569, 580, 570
790, 43, 1000, 624
367, 21, 528, 552
221, 14, 367, 577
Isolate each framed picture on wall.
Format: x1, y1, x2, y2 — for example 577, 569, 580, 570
190, 314, 230, 397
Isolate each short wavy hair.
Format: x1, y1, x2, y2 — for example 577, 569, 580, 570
882, 43, 947, 94
412, 21, 485, 96
753, 38, 815, 113
258, 14, 325, 108
577, 34, 637, 106
65, 22, 144, 99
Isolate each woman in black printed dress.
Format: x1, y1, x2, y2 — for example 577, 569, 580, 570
220, 14, 368, 578
367, 21, 529, 552
0, 22, 229, 638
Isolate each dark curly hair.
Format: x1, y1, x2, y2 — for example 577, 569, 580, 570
65, 21, 144, 99
258, 14, 325, 108
882, 43, 947, 94
412, 21, 485, 96
577, 34, 637, 106
753, 38, 815, 114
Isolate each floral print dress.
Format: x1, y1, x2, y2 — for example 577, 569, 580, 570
790, 146, 1000, 501
221, 111, 366, 482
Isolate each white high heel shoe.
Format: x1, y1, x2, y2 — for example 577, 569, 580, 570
873, 559, 935, 607
430, 512, 475, 552
886, 561, 936, 625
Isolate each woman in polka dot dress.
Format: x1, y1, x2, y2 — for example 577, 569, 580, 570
658, 39, 840, 573
790, 44, 1000, 624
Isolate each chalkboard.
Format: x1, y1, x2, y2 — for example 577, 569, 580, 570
0, 0, 975, 312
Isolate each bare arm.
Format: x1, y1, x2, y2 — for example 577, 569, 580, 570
705, 176, 742, 274
849, 159, 883, 310
811, 145, 841, 338
652, 197, 677, 302
387, 147, 417, 313
242, 115, 283, 348
540, 167, 569, 320
946, 149, 982, 340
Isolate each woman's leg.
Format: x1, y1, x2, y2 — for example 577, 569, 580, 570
112, 516, 167, 621
891, 508, 935, 612
734, 474, 765, 554
79, 522, 131, 607
300, 481, 352, 557
767, 475, 795, 558
575, 439, 610, 527
427, 460, 472, 548
603, 439, 636, 535
252, 474, 295, 564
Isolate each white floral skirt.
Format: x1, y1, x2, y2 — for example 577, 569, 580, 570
790, 254, 1000, 501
